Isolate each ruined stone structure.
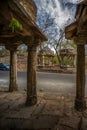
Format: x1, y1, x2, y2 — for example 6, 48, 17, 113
38, 46, 54, 67
65, 0, 87, 111
0, 0, 47, 106
60, 46, 76, 68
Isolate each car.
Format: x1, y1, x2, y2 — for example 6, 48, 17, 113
0, 62, 10, 71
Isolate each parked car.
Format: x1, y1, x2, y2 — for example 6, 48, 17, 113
0, 62, 10, 71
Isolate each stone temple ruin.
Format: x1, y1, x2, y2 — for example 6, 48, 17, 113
0, 0, 47, 106
0, 0, 87, 112
65, 0, 87, 110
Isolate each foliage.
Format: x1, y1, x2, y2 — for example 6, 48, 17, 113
64, 40, 76, 49
62, 57, 74, 67
49, 29, 65, 66
36, 5, 75, 67
44, 56, 49, 61
53, 56, 59, 64
9, 18, 23, 32
0, 47, 9, 56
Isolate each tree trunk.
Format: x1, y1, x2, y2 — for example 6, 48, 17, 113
55, 50, 61, 66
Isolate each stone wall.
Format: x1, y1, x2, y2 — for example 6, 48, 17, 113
0, 54, 27, 71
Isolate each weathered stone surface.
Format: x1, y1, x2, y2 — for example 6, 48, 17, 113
32, 100, 46, 116
57, 117, 81, 130
75, 45, 86, 111
19, 0, 37, 22
26, 46, 37, 106
0, 115, 59, 130
27, 115, 59, 129
0, 91, 87, 130
81, 118, 87, 130
42, 100, 64, 117
9, 50, 18, 92
58, 125, 75, 130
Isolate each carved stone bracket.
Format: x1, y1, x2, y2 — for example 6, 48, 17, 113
25, 36, 41, 48
5, 45, 18, 52
74, 36, 87, 45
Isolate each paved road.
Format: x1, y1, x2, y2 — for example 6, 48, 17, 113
0, 71, 87, 96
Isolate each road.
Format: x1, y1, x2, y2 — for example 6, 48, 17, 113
0, 71, 87, 96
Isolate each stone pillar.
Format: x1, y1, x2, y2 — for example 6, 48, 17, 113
41, 55, 45, 67
9, 48, 18, 92
75, 45, 86, 111
26, 45, 37, 106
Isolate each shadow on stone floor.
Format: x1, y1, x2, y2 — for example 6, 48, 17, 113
0, 91, 87, 130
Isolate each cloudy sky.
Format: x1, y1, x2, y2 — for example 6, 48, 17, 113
34, 0, 83, 27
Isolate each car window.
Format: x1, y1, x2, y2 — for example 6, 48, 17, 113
0, 64, 3, 67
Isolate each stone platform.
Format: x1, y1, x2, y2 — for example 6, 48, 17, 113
0, 91, 87, 130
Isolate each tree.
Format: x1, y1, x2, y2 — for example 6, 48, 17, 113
36, 5, 72, 67
37, 9, 58, 48
49, 29, 65, 66
0, 46, 9, 56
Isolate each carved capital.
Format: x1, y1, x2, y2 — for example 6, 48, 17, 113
74, 36, 86, 45
25, 36, 41, 47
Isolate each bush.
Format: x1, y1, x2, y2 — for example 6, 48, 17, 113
53, 56, 59, 64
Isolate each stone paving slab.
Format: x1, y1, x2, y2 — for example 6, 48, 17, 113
56, 117, 81, 130
1, 115, 59, 130
0, 91, 87, 130
81, 117, 87, 130
41, 100, 64, 117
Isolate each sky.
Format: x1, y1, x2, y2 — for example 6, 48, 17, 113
34, 0, 83, 27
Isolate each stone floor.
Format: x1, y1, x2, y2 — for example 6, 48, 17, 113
0, 91, 87, 130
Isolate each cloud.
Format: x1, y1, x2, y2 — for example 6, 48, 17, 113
34, 0, 79, 27
63, 0, 83, 4
34, 0, 84, 38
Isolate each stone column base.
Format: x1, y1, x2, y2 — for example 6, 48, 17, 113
26, 95, 37, 106
9, 84, 18, 92
75, 98, 86, 111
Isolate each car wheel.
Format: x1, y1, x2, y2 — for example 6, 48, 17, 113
3, 68, 6, 71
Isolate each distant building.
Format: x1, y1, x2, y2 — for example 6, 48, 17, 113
59, 45, 76, 67
38, 46, 54, 66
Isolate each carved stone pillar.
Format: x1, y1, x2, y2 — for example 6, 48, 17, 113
75, 45, 86, 111
26, 44, 37, 106
8, 47, 18, 92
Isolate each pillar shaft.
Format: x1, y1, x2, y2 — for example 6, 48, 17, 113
26, 45, 37, 106
41, 55, 44, 67
9, 50, 18, 92
75, 45, 86, 111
